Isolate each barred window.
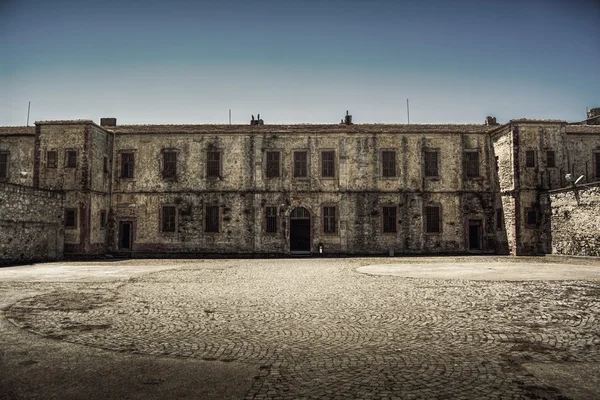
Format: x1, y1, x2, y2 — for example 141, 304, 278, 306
294, 151, 308, 178
526, 209, 538, 227
207, 151, 220, 178
265, 206, 277, 233
121, 153, 134, 178
66, 150, 77, 168
525, 150, 536, 168
100, 210, 107, 229
425, 206, 441, 233
321, 151, 335, 178
546, 151, 556, 168
382, 206, 397, 233
266, 151, 280, 178
496, 209, 503, 231
463, 151, 479, 178
47, 151, 57, 168
323, 206, 337, 234
0, 152, 9, 179
163, 151, 177, 179
205, 206, 219, 233
594, 152, 600, 179
162, 206, 176, 232
65, 208, 77, 229
424, 151, 439, 177
381, 151, 396, 178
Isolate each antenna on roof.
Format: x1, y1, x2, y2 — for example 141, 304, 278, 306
406, 99, 410, 124
27, 101, 31, 126
229, 109, 231, 125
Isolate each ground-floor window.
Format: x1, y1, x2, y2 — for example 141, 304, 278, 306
322, 206, 337, 234
265, 206, 277, 233
382, 206, 397, 233
162, 206, 176, 232
65, 208, 77, 229
425, 206, 441, 233
205, 206, 220, 233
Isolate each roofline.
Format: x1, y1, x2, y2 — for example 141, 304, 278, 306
35, 120, 113, 135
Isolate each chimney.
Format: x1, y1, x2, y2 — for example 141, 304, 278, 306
343, 110, 353, 125
485, 116, 498, 126
100, 118, 117, 127
587, 107, 600, 125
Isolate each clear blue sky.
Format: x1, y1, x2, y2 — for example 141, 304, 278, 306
1, 0, 599, 125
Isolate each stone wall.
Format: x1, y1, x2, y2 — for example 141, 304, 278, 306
0, 182, 64, 265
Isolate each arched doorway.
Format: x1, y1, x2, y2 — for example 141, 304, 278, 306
290, 207, 311, 254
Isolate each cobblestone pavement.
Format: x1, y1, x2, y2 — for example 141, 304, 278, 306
4, 257, 600, 399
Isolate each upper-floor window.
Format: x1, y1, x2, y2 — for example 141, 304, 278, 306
424, 150, 439, 177
66, 150, 77, 168
205, 205, 219, 233
162, 151, 177, 179
161, 205, 176, 232
47, 151, 57, 169
425, 205, 441, 233
321, 151, 335, 178
322, 206, 337, 234
382, 206, 397, 233
65, 208, 77, 229
266, 151, 280, 178
381, 150, 397, 178
0, 151, 9, 180
265, 206, 277, 233
594, 152, 600, 180
121, 153, 134, 179
293, 151, 308, 178
525, 150, 536, 168
206, 150, 220, 178
546, 151, 556, 168
463, 150, 480, 178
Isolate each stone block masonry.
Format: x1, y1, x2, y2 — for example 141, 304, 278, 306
0, 182, 64, 265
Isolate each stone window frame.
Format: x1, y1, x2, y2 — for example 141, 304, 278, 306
100, 210, 107, 230
206, 149, 222, 179
0, 150, 9, 181
65, 149, 78, 168
160, 204, 177, 233
463, 149, 480, 179
265, 150, 281, 179
65, 208, 77, 229
161, 148, 179, 181
320, 149, 336, 179
381, 205, 398, 234
293, 150, 309, 179
424, 204, 442, 235
321, 204, 338, 235
545, 150, 556, 168
204, 205, 220, 233
525, 149, 536, 168
593, 150, 600, 180
264, 206, 278, 234
46, 150, 58, 169
525, 207, 538, 228
380, 149, 398, 179
423, 149, 440, 179
119, 150, 136, 180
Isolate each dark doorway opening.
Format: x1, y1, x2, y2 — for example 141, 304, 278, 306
468, 220, 482, 251
290, 207, 310, 254
119, 221, 133, 250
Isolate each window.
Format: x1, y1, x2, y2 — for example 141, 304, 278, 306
265, 206, 277, 233
381, 150, 396, 178
162, 205, 176, 232
496, 209, 503, 231
425, 206, 441, 233
0, 152, 8, 180
382, 206, 397, 233
294, 151, 308, 178
100, 210, 107, 229
595, 152, 600, 179
525, 150, 536, 168
463, 151, 480, 178
162, 151, 177, 179
424, 151, 439, 177
207, 151, 220, 178
546, 151, 556, 168
120, 153, 134, 179
205, 206, 219, 233
65, 208, 77, 229
526, 209, 538, 227
103, 156, 109, 173
47, 151, 57, 168
322, 206, 337, 234
321, 151, 335, 178
266, 151, 280, 178
66, 150, 77, 168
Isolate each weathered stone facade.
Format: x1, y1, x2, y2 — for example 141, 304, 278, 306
0, 113, 598, 260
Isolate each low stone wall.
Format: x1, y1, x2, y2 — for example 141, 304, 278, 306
549, 183, 600, 257
0, 183, 64, 265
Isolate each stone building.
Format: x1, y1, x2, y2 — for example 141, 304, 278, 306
1, 109, 599, 260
